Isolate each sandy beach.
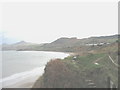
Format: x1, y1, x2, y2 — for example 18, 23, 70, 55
4, 75, 39, 88
1, 66, 45, 88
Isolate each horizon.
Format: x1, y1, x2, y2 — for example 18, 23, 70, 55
1, 33, 118, 45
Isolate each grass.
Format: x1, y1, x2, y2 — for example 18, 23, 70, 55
63, 52, 118, 87
98, 55, 118, 85
33, 42, 118, 88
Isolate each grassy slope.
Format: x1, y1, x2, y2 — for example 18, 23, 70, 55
33, 42, 118, 88
64, 52, 118, 87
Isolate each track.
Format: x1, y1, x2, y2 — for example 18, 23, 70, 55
108, 55, 119, 67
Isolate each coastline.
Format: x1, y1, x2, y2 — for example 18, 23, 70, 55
1, 66, 45, 88
4, 74, 40, 88
1, 51, 71, 88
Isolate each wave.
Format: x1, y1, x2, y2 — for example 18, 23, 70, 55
0, 66, 45, 87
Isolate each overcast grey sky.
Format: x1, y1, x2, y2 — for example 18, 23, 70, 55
1, 2, 118, 44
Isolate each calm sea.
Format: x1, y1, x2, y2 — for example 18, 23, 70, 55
0, 51, 69, 87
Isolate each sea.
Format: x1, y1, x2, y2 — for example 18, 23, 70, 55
0, 51, 69, 88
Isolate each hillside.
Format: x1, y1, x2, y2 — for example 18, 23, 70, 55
33, 42, 118, 88
35, 34, 118, 52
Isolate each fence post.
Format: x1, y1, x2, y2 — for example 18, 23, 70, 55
112, 84, 116, 90
107, 76, 111, 88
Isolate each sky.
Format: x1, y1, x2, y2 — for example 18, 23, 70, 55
1, 1, 118, 44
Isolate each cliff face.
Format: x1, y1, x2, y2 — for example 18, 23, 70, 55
33, 59, 108, 88
43, 59, 73, 88
33, 59, 87, 88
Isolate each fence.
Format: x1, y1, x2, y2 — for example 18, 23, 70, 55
107, 76, 117, 90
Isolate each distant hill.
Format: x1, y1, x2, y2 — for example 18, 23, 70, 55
12, 41, 36, 46
35, 34, 119, 52
2, 41, 44, 51
43, 37, 79, 47
2, 34, 119, 51
13, 41, 29, 45
51, 37, 79, 45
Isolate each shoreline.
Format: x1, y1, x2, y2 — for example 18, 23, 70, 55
1, 51, 72, 88
2, 50, 75, 55
1, 66, 45, 88
4, 74, 41, 88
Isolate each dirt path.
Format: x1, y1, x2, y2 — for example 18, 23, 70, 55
108, 55, 119, 67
